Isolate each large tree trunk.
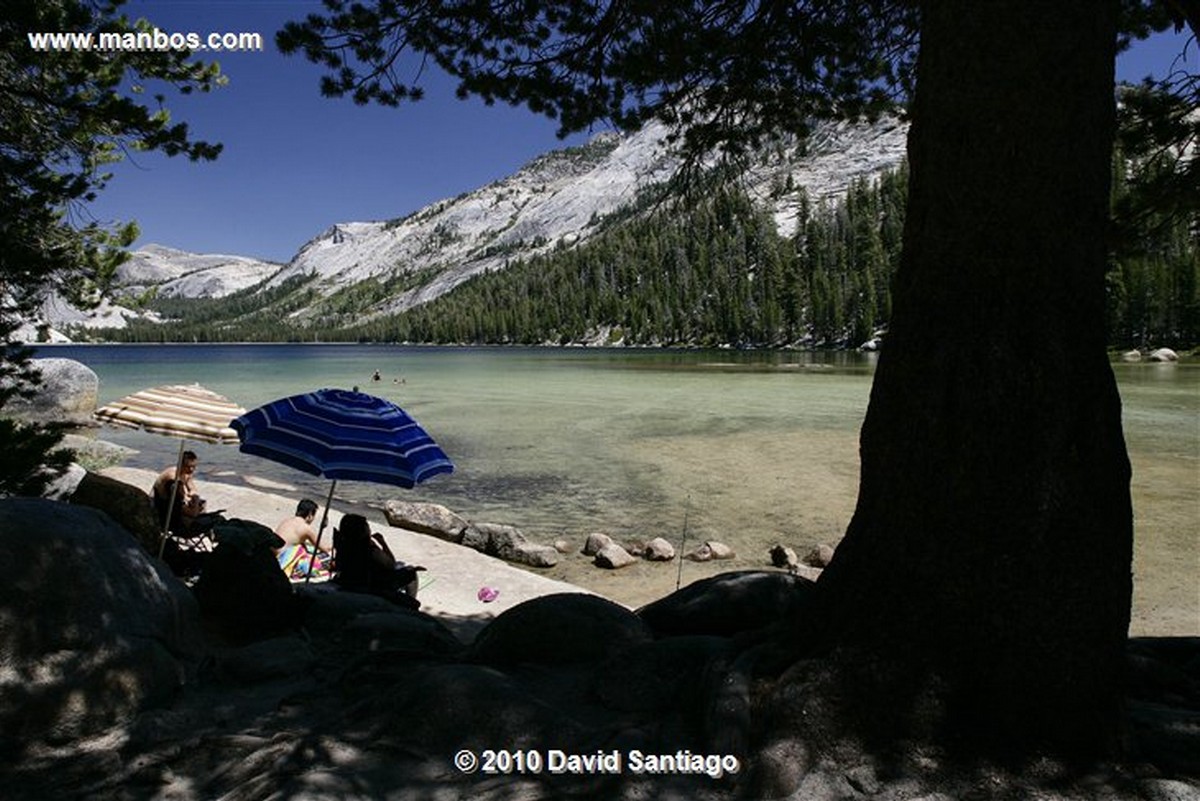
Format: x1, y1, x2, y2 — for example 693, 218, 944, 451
811, 0, 1132, 753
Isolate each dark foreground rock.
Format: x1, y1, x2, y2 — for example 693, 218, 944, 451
636, 569, 815, 638
467, 593, 652, 666
0, 499, 204, 743
0, 497, 1196, 801
68, 470, 162, 553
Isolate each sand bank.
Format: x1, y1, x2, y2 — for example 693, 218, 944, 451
101, 466, 604, 642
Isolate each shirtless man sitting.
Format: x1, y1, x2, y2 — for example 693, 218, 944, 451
275, 499, 321, 551
153, 450, 205, 533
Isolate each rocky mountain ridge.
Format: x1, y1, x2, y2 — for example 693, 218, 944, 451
28, 117, 908, 339
119, 244, 280, 299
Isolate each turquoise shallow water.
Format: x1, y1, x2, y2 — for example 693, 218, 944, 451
41, 344, 876, 530
35, 344, 1200, 631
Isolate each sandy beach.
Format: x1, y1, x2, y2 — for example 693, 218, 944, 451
102, 462, 1198, 640
102, 466, 604, 642
102, 462, 795, 616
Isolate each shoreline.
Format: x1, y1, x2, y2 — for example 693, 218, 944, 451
100, 466, 1199, 639
101, 466, 605, 643
26, 339, 1200, 356
102, 460, 808, 615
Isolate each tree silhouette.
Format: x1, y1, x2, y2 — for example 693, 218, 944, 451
279, 0, 1198, 758
0, 0, 221, 493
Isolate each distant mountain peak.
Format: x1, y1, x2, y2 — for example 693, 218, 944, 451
23, 117, 907, 341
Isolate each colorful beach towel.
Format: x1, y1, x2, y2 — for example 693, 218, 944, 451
277, 544, 333, 581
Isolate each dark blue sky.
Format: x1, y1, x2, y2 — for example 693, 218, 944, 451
86, 2, 1195, 263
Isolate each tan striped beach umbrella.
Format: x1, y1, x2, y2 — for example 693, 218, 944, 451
93, 383, 245, 444
93, 384, 246, 556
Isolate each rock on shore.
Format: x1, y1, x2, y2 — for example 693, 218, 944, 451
1, 472, 1196, 800
3, 357, 98, 426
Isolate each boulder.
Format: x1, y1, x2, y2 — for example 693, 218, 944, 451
341, 610, 465, 656
1139, 779, 1200, 801
192, 518, 301, 644
582, 531, 614, 555
769, 544, 799, 570
595, 542, 637, 569
591, 635, 734, 713
468, 593, 653, 666
375, 663, 588, 754
644, 537, 676, 561
707, 540, 736, 559
215, 635, 318, 683
289, 584, 463, 655
458, 524, 486, 551
0, 498, 204, 741
637, 570, 816, 638
687, 540, 735, 561
794, 564, 824, 582
1149, 347, 1180, 362
803, 543, 836, 568
3, 358, 99, 426
41, 462, 87, 501
382, 500, 468, 541
295, 582, 407, 630
460, 522, 559, 568
58, 433, 136, 469
69, 471, 161, 553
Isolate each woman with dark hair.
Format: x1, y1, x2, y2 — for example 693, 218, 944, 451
332, 514, 424, 609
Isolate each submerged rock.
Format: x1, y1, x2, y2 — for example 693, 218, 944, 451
583, 531, 615, 555
594, 541, 636, 569
644, 537, 676, 561
688, 540, 736, 561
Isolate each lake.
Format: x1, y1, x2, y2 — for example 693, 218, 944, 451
36, 344, 1199, 634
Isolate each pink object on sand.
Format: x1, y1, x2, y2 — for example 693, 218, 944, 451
477, 586, 500, 603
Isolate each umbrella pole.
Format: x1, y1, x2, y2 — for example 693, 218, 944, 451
675, 494, 691, 591
306, 479, 337, 583
157, 440, 187, 559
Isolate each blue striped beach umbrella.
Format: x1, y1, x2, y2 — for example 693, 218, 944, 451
230, 388, 454, 579
231, 388, 453, 487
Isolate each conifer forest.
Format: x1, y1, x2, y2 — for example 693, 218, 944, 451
107, 161, 1198, 350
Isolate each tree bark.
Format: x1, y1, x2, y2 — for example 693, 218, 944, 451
811, 0, 1132, 754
